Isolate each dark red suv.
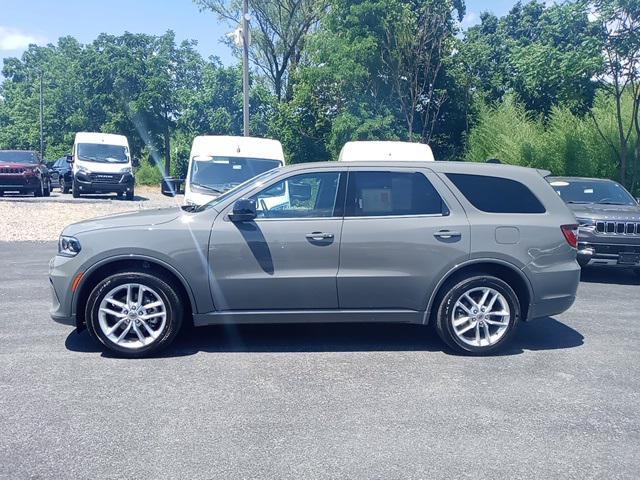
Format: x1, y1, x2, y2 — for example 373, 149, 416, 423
0, 150, 51, 197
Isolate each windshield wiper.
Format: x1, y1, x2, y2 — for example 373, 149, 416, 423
566, 201, 591, 204
191, 182, 224, 194
598, 201, 627, 205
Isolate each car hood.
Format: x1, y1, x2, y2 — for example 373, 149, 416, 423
63, 207, 182, 236
569, 203, 640, 221
0, 162, 38, 170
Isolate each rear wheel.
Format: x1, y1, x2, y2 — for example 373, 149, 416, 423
435, 275, 520, 355
60, 177, 69, 193
86, 271, 183, 358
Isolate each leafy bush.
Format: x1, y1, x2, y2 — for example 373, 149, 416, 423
135, 158, 164, 185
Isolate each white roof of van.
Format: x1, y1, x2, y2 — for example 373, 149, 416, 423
191, 135, 285, 162
338, 141, 434, 162
74, 132, 129, 146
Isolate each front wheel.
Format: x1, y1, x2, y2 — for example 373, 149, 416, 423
43, 179, 51, 197
85, 272, 183, 358
126, 188, 134, 201
72, 181, 80, 198
633, 268, 640, 278
435, 275, 520, 355
34, 180, 44, 197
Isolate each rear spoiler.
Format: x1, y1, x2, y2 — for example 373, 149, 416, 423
536, 169, 552, 178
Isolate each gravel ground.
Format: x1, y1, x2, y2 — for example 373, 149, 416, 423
0, 186, 182, 241
1, 242, 639, 479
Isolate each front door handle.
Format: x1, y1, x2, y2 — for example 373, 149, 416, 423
305, 232, 334, 241
434, 230, 462, 240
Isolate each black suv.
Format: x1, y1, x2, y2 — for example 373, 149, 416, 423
548, 177, 640, 276
0, 150, 51, 197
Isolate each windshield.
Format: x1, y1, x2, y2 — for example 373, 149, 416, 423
190, 156, 282, 193
0, 151, 38, 164
77, 143, 129, 163
550, 179, 636, 206
195, 168, 282, 212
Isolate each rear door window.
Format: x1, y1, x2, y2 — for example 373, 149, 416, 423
345, 171, 447, 217
446, 173, 546, 214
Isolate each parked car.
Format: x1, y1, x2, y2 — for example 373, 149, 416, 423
69, 132, 136, 200
548, 176, 640, 276
48, 157, 73, 193
338, 141, 435, 162
0, 150, 51, 197
178, 135, 285, 207
51, 161, 580, 357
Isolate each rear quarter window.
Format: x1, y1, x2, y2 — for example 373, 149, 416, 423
446, 173, 546, 214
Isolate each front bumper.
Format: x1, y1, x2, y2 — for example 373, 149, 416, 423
49, 255, 80, 328
576, 226, 640, 268
0, 174, 40, 190
74, 172, 134, 194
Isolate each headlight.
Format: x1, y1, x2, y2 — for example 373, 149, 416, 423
58, 236, 81, 257
77, 167, 90, 176
119, 167, 132, 174
576, 217, 594, 227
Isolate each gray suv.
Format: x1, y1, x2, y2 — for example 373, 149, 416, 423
50, 162, 580, 357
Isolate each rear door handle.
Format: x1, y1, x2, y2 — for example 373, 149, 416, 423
434, 230, 462, 240
306, 232, 334, 240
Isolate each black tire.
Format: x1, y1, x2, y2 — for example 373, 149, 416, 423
85, 271, 183, 358
126, 188, 134, 201
435, 275, 520, 355
43, 179, 51, 197
72, 181, 80, 198
633, 268, 640, 278
34, 180, 44, 197
60, 178, 69, 193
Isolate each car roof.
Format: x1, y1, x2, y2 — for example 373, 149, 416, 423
281, 160, 547, 177
0, 149, 38, 153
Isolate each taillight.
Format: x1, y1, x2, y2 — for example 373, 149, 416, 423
561, 224, 578, 248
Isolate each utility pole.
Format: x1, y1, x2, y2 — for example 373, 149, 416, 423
39, 71, 44, 159
242, 0, 250, 136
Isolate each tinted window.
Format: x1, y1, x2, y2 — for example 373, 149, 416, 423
191, 156, 281, 193
447, 173, 545, 214
252, 171, 342, 218
345, 171, 446, 217
77, 143, 129, 164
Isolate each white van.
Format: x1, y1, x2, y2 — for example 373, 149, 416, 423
69, 132, 135, 199
338, 141, 435, 162
184, 135, 285, 206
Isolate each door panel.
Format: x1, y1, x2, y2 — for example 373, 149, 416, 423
337, 169, 470, 311
209, 170, 345, 311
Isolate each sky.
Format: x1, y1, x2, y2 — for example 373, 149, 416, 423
0, 0, 520, 67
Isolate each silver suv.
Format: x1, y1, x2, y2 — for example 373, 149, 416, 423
50, 161, 580, 357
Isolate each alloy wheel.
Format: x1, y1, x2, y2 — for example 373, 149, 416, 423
97, 283, 167, 349
451, 287, 511, 348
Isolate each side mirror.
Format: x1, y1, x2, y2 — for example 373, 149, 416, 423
66, 154, 73, 163
229, 198, 257, 222
161, 177, 184, 197
132, 157, 140, 168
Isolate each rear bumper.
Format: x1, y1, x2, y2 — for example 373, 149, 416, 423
524, 259, 580, 321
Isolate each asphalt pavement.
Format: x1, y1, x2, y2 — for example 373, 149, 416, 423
1, 242, 639, 479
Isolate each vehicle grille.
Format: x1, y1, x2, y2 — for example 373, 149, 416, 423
89, 173, 122, 183
0, 167, 25, 174
595, 221, 640, 235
